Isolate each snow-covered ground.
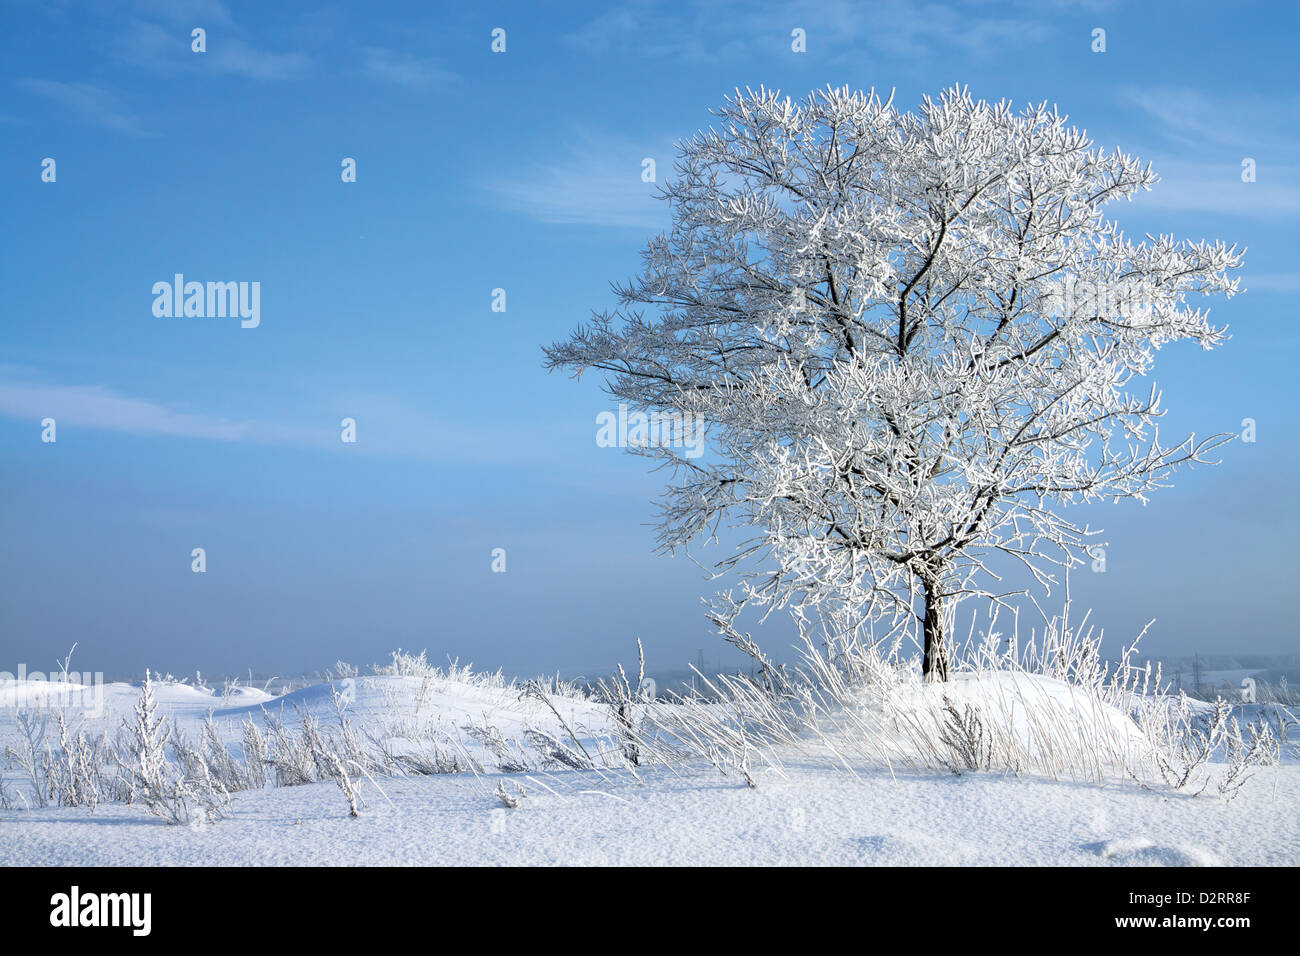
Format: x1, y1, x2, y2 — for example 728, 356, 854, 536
1, 671, 1296, 866
5, 759, 1299, 866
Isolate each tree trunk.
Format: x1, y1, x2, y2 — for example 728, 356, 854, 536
921, 573, 949, 682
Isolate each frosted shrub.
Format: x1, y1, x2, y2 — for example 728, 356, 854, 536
45, 712, 106, 810
597, 639, 648, 767
117, 671, 200, 825
462, 724, 532, 773
262, 711, 318, 787
5, 711, 52, 808
240, 717, 269, 790
200, 716, 251, 793
321, 749, 363, 818
168, 731, 230, 823
938, 698, 993, 774
375, 648, 434, 678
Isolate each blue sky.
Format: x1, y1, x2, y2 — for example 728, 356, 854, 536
1, 0, 1297, 678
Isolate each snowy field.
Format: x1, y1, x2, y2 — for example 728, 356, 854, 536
1, 666, 1296, 867
4, 753, 1298, 867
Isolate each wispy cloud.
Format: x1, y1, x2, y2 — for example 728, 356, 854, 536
115, 5, 309, 81
130, 0, 237, 30
1129, 156, 1300, 220
1123, 88, 1237, 148
1122, 86, 1300, 150
360, 46, 457, 90
566, 0, 1054, 62
1085, 86, 1300, 220
17, 79, 144, 133
0, 374, 565, 467
486, 129, 670, 229
206, 37, 309, 81
784, 0, 1053, 59
0, 379, 247, 441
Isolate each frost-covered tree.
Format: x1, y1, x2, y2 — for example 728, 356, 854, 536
546, 86, 1241, 680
